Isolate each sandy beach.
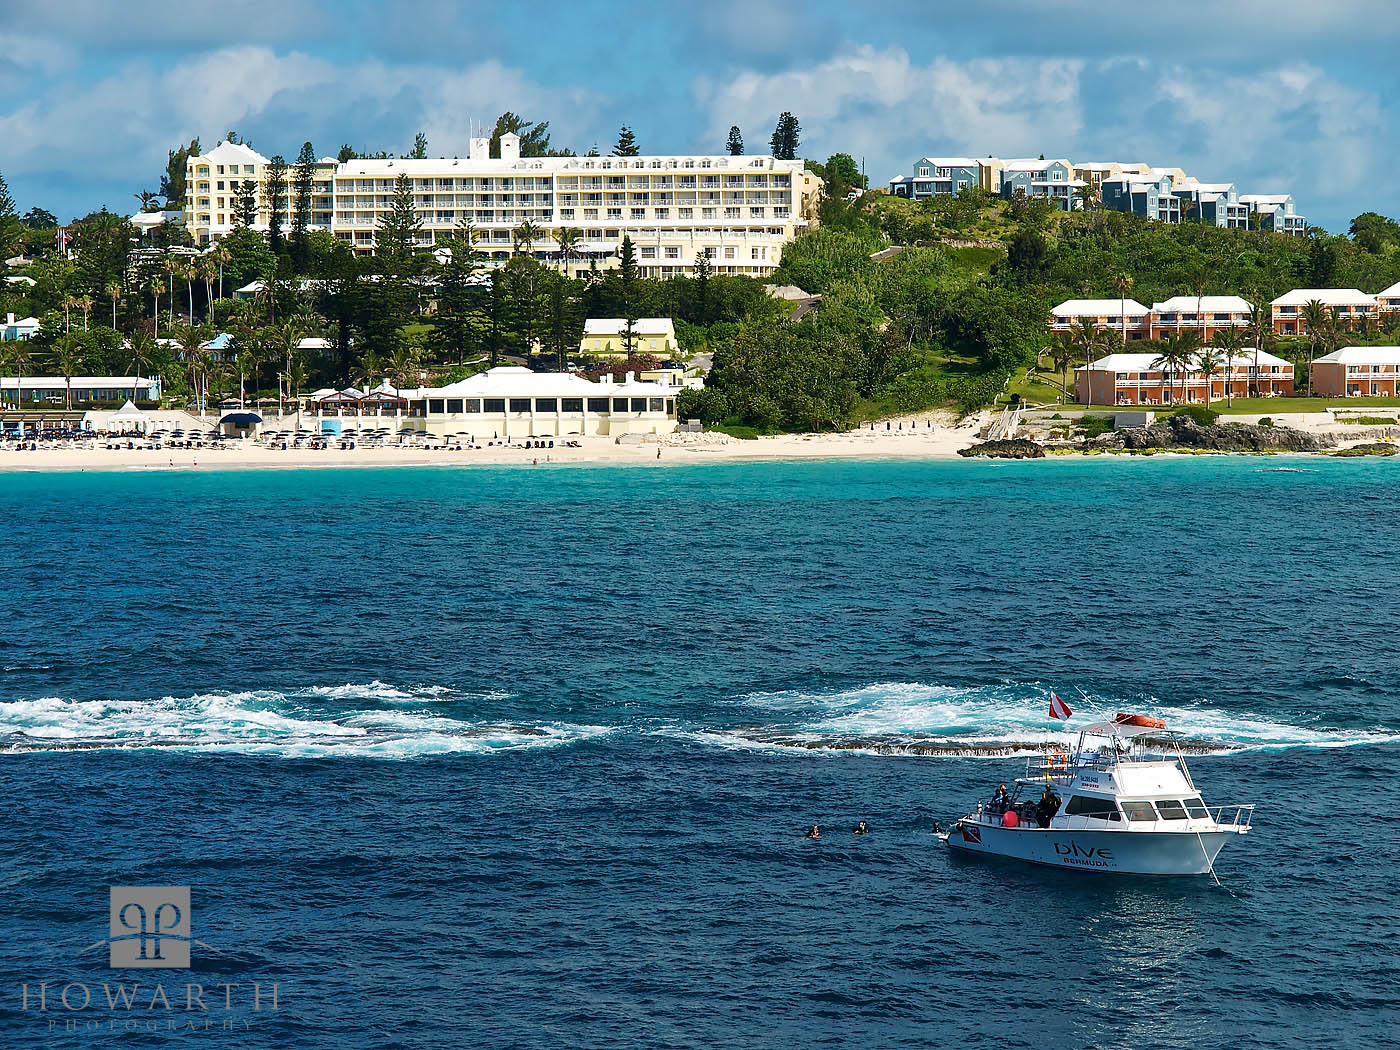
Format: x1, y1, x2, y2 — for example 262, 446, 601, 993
0, 413, 984, 472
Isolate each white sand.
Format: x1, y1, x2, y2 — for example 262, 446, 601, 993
0, 412, 985, 473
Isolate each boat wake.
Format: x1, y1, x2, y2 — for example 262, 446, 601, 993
0, 683, 608, 759
688, 682, 1400, 757
1, 680, 1395, 760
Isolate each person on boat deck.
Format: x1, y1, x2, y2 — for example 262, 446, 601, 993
805, 825, 821, 840
992, 784, 1011, 813
1036, 787, 1059, 828
853, 821, 869, 835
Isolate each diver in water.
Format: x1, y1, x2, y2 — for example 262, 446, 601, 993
932, 821, 943, 835
805, 825, 821, 840
853, 820, 869, 835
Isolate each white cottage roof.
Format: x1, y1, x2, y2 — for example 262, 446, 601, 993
1152, 296, 1253, 314
400, 366, 674, 400
1271, 289, 1375, 307
1314, 346, 1400, 365
582, 318, 676, 337
1052, 299, 1150, 318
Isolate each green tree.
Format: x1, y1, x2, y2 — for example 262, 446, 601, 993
693, 249, 712, 325
489, 113, 567, 158
1195, 342, 1225, 406
1046, 330, 1077, 398
337, 144, 357, 163
127, 325, 157, 403
820, 153, 865, 197
233, 180, 257, 229
612, 125, 639, 157
1210, 326, 1246, 406
1300, 299, 1329, 396
726, 126, 744, 155
769, 112, 800, 160
409, 132, 428, 159
513, 220, 542, 258
159, 138, 200, 210
264, 155, 288, 254
291, 141, 316, 265
555, 226, 582, 277
52, 333, 86, 410
376, 174, 424, 265
0, 171, 20, 261
1153, 331, 1201, 405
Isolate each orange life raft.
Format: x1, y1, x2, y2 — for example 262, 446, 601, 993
1114, 712, 1166, 729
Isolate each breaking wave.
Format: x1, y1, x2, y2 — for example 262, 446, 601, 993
690, 682, 1400, 757
1, 679, 1395, 760
0, 683, 609, 759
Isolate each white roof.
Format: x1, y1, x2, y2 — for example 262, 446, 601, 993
236, 280, 264, 294
1052, 299, 1150, 318
4, 275, 37, 286
201, 140, 268, 166
917, 157, 977, 167
1374, 281, 1400, 300
111, 400, 147, 419
1152, 295, 1253, 314
1081, 349, 1290, 372
1002, 158, 1070, 171
1240, 193, 1291, 204
582, 318, 676, 337
297, 337, 332, 350
1271, 288, 1375, 307
1314, 346, 1400, 365
3, 315, 40, 329
333, 154, 803, 177
400, 365, 674, 399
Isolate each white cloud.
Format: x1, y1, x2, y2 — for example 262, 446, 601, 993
694, 45, 1084, 170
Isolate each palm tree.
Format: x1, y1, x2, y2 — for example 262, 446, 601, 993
197, 256, 215, 322
2, 339, 33, 410
173, 325, 208, 416
1074, 182, 1100, 213
163, 256, 178, 330
1153, 332, 1200, 406
1112, 272, 1134, 354
513, 220, 542, 259
105, 282, 121, 330
1300, 299, 1329, 397
1210, 327, 1246, 406
61, 294, 76, 333
181, 262, 196, 326
357, 348, 383, 390
555, 227, 583, 277
127, 326, 157, 404
388, 339, 422, 393
211, 245, 231, 302
1245, 298, 1275, 397
264, 316, 311, 417
232, 350, 257, 408
1046, 331, 1077, 400
285, 353, 308, 430
77, 295, 92, 331
1069, 318, 1105, 405
149, 276, 163, 340
1192, 270, 1209, 343
52, 334, 85, 410
1195, 343, 1225, 407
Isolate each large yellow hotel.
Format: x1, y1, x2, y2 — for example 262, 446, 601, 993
183, 135, 821, 278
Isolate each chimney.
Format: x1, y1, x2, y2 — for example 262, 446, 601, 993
5, 313, 13, 325
499, 132, 520, 160
469, 136, 489, 161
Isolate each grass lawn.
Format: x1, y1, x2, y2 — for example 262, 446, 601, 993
1210, 396, 1400, 414
1004, 367, 1079, 408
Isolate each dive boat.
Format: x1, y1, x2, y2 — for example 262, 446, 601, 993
944, 716, 1254, 876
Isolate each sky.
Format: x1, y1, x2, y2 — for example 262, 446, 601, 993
2, 0, 1397, 233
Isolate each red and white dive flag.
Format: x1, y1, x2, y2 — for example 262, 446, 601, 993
1049, 692, 1073, 720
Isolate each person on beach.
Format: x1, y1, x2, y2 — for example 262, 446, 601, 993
657, 447, 662, 459
853, 820, 869, 835
805, 825, 821, 840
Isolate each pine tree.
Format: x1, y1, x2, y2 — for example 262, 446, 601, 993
410, 132, 428, 159
376, 173, 423, 263
233, 181, 257, 228
586, 144, 600, 157
769, 112, 800, 160
726, 126, 743, 155
337, 144, 357, 163
612, 125, 639, 157
693, 249, 712, 324
0, 171, 19, 260
291, 141, 316, 263
264, 155, 288, 253
618, 235, 639, 355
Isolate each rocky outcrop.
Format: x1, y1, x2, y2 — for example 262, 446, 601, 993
1331, 443, 1399, 457
958, 438, 1045, 459
1091, 416, 1333, 453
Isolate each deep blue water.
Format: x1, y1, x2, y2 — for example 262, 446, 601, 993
1, 457, 1397, 1049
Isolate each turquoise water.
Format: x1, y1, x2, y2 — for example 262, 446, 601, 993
0, 457, 1396, 1048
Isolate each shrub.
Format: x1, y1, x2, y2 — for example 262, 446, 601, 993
1257, 417, 1274, 428
1077, 414, 1116, 438
1172, 404, 1220, 426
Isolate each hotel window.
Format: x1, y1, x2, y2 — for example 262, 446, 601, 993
724, 247, 736, 259
631, 208, 646, 219
613, 398, 629, 412
429, 399, 445, 414
648, 398, 664, 412
588, 397, 610, 412
464, 399, 481, 413
608, 209, 622, 219
562, 398, 583, 412
631, 398, 648, 412
484, 398, 505, 413
535, 398, 557, 412
641, 246, 657, 259
509, 398, 530, 413
664, 246, 680, 259
918, 167, 929, 177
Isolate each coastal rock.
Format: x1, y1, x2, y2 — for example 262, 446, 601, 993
1101, 417, 1332, 453
958, 438, 1045, 459
1331, 442, 1399, 457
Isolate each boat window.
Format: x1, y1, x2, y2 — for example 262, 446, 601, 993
1184, 797, 1208, 819
1155, 799, 1189, 820
1121, 801, 1156, 821
1064, 795, 1121, 821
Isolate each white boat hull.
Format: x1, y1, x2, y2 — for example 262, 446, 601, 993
946, 821, 1239, 876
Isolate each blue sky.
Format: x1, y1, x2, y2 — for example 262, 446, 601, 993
3, 0, 1396, 233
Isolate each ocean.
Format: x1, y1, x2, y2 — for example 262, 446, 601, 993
1, 456, 1396, 1049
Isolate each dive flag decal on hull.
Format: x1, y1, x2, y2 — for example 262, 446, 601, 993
963, 825, 981, 843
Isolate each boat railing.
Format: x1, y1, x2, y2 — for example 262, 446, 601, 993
1210, 804, 1254, 830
